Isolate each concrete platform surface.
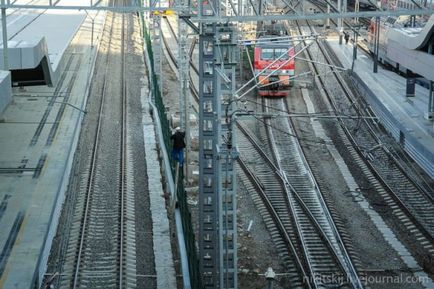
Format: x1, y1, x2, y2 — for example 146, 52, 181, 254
0, 0, 89, 84
327, 39, 434, 179
0, 10, 105, 289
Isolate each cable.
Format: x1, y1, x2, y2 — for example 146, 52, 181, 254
250, 114, 328, 146
243, 97, 335, 116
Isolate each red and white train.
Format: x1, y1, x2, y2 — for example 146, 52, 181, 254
253, 22, 295, 97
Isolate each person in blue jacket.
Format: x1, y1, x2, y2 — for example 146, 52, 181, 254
171, 127, 186, 166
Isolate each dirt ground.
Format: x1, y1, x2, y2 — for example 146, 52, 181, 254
159, 18, 431, 289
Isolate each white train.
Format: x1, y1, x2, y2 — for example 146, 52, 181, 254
366, 14, 434, 83
356, 0, 430, 10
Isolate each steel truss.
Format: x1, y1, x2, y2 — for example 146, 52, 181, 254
0, 3, 432, 22
198, 0, 238, 287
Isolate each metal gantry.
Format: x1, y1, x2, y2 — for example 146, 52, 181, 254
198, 20, 219, 287
216, 25, 238, 289
198, 0, 238, 287
1, 2, 433, 20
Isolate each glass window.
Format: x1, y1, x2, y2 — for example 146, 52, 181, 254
261, 48, 274, 60
275, 49, 289, 59
261, 48, 289, 60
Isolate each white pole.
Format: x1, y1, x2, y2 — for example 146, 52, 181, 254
1, 0, 8, 70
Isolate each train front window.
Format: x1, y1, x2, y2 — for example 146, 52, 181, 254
275, 49, 289, 60
261, 48, 289, 60
261, 49, 274, 60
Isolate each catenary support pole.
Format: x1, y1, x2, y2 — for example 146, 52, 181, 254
429, 81, 434, 115
1, 0, 8, 70
373, 16, 379, 73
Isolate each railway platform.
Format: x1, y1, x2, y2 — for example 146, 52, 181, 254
0, 9, 178, 289
0, 11, 105, 289
327, 38, 434, 179
0, 0, 90, 111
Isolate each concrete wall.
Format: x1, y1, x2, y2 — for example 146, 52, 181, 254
0, 70, 12, 115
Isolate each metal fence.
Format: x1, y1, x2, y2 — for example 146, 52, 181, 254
139, 11, 202, 289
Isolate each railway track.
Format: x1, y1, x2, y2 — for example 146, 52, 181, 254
236, 97, 363, 288
51, 10, 137, 289
161, 4, 433, 286
307, 0, 371, 28
161, 16, 200, 105
72, 10, 135, 288
236, 125, 309, 288
288, 0, 434, 209
161, 6, 365, 287
290, 14, 434, 271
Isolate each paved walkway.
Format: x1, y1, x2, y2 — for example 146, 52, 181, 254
0, 10, 106, 289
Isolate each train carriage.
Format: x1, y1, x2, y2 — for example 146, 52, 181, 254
253, 22, 295, 97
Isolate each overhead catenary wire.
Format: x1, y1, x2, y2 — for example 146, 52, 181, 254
250, 114, 327, 145
236, 40, 315, 100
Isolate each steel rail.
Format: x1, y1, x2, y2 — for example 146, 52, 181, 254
316, 39, 434, 239
161, 16, 200, 105
324, 22, 434, 202
262, 103, 321, 288
264, 98, 363, 289
323, 40, 434, 204
237, 123, 315, 286
297, 19, 367, 288
71, 28, 110, 289
71, 9, 130, 288
237, 156, 313, 288
307, 0, 371, 27
234, 12, 361, 287
280, 97, 363, 289
162, 16, 200, 75
237, 118, 355, 288
293, 10, 433, 275
119, 5, 127, 288
265, 13, 364, 288
66, 10, 117, 289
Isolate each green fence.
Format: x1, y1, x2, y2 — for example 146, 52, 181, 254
176, 169, 201, 288
139, 11, 202, 289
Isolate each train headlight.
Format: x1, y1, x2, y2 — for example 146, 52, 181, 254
281, 70, 287, 74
